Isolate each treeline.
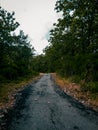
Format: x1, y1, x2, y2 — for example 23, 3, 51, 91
1, 0, 98, 92
39, 0, 98, 92
0, 7, 37, 81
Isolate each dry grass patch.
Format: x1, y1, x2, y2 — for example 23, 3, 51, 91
52, 73, 98, 111
0, 74, 42, 109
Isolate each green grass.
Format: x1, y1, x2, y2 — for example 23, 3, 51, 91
80, 81, 98, 93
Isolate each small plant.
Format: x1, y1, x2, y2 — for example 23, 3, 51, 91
81, 81, 98, 93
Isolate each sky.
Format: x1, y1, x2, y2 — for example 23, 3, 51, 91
0, 0, 59, 54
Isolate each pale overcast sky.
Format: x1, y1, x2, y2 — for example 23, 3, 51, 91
0, 0, 59, 54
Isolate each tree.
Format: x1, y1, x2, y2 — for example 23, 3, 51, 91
44, 0, 98, 82
0, 6, 35, 80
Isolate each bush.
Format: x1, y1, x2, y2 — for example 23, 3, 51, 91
81, 82, 98, 93
2, 67, 18, 80
70, 75, 82, 83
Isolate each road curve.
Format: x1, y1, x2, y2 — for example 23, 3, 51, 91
5, 74, 98, 130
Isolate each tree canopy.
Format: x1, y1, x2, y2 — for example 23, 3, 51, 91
43, 0, 98, 92
0, 6, 35, 81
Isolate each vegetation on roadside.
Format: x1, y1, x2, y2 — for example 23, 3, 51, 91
0, 6, 39, 105
42, 0, 98, 94
0, 73, 40, 107
52, 73, 98, 111
0, 6, 37, 82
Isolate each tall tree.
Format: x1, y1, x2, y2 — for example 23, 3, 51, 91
45, 0, 98, 82
0, 7, 35, 80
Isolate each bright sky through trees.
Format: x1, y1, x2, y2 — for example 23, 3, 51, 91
0, 0, 58, 54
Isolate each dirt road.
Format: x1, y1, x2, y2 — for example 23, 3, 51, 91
4, 74, 98, 130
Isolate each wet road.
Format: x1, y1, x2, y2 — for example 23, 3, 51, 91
7, 74, 98, 130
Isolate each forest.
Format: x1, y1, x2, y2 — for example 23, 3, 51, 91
0, 0, 98, 94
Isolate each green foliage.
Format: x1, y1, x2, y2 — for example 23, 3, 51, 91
43, 0, 98, 93
32, 54, 50, 73
0, 6, 36, 81
81, 82, 98, 93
